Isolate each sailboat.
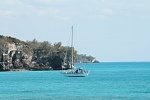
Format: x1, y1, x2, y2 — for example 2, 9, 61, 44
61, 26, 90, 77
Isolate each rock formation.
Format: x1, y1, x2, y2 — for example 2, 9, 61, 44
0, 35, 99, 71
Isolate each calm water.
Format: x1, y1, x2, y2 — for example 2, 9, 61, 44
0, 62, 150, 100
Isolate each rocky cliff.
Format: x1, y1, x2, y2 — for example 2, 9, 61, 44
0, 35, 99, 71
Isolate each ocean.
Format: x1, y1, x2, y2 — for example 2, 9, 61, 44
0, 62, 150, 100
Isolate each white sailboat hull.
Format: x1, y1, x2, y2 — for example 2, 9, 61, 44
62, 71, 90, 77
64, 73, 89, 77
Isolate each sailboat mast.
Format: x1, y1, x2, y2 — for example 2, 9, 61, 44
71, 26, 74, 68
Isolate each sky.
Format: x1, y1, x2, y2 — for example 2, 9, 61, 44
0, 0, 150, 62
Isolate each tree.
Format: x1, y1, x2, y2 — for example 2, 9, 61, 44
40, 41, 52, 50
53, 42, 62, 51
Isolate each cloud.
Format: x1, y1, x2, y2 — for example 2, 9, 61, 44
42, 0, 59, 3
0, 10, 17, 18
0, 0, 23, 5
0, 0, 112, 21
0, 0, 24, 19
20, 0, 70, 20
37, 0, 69, 4
26, 5, 70, 20
101, 0, 112, 2
102, 8, 114, 15
35, 8, 60, 17
0, 0, 70, 20
97, 15, 108, 21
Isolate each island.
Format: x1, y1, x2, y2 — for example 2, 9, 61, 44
0, 35, 99, 71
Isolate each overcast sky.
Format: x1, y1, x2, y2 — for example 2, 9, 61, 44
0, 0, 150, 62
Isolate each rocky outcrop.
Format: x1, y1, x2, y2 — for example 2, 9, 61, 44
0, 42, 61, 71
0, 35, 99, 71
75, 54, 99, 63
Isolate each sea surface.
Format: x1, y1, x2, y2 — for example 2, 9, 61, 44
0, 62, 150, 100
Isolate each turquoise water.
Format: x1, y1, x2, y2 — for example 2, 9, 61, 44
0, 62, 150, 100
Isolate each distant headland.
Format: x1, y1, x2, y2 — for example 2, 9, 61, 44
0, 35, 99, 71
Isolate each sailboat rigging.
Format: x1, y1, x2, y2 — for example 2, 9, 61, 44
61, 26, 90, 77
70, 26, 74, 69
